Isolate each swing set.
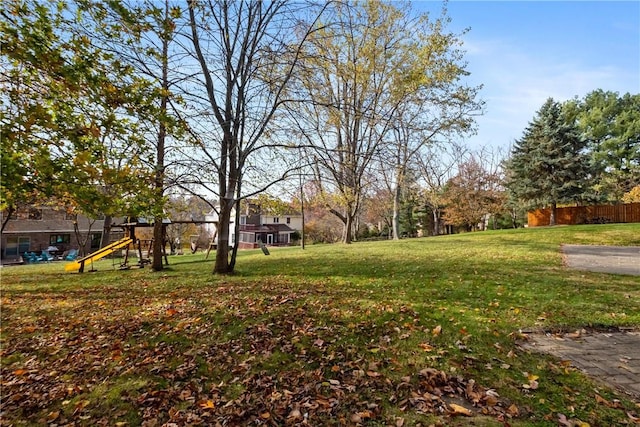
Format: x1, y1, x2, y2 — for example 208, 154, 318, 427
65, 217, 220, 273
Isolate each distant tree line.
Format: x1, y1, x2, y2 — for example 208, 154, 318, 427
346, 90, 639, 237
2, 0, 637, 263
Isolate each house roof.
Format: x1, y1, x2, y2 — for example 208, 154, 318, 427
240, 224, 295, 233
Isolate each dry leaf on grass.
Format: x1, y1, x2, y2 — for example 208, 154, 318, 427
449, 403, 473, 416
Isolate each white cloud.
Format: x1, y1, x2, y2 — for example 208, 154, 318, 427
463, 37, 639, 150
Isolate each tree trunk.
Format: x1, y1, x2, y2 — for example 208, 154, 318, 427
549, 202, 557, 226
392, 181, 401, 240
300, 173, 305, 250
73, 215, 95, 257
432, 208, 440, 236
152, 219, 164, 271
1, 205, 14, 233
214, 200, 233, 274
151, 0, 170, 272
229, 194, 242, 271
343, 211, 354, 244
100, 215, 112, 248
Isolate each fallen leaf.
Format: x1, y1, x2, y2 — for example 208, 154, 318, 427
557, 413, 572, 426
567, 329, 584, 339
449, 403, 473, 416
419, 343, 434, 352
288, 409, 302, 420
199, 400, 215, 409
432, 325, 442, 336
484, 395, 499, 406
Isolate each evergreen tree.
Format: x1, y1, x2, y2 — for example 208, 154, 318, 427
505, 98, 590, 225
565, 90, 640, 202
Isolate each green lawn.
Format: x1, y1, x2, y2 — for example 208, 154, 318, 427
1, 224, 639, 426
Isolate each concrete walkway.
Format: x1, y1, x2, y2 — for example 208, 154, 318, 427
521, 245, 640, 402
521, 330, 640, 401
562, 244, 640, 276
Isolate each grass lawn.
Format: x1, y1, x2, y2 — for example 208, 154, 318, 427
1, 224, 639, 426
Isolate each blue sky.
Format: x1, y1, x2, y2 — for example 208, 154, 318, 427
414, 1, 640, 151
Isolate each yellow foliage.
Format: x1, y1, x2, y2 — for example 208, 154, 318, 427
622, 185, 640, 203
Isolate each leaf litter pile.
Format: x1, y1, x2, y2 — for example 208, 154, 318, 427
0, 277, 615, 425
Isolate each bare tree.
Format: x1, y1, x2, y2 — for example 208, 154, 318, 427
382, 84, 482, 240
186, 0, 326, 273
416, 143, 467, 236
290, 1, 481, 243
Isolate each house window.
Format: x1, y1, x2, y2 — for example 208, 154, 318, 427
50, 234, 71, 245
240, 232, 254, 243
273, 217, 279, 223
240, 216, 246, 225
28, 208, 42, 220
286, 217, 291, 224
5, 236, 30, 257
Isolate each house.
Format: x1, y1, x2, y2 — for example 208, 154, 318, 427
1, 206, 105, 262
237, 203, 302, 249
203, 202, 302, 249
203, 209, 235, 248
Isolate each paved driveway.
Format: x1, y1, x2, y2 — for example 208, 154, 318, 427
521, 330, 640, 401
562, 245, 640, 276
530, 245, 640, 401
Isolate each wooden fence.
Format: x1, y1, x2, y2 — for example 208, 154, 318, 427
528, 203, 640, 227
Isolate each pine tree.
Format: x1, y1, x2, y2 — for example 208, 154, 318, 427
568, 90, 640, 202
506, 98, 590, 225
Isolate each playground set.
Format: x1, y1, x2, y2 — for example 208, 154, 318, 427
64, 218, 218, 273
